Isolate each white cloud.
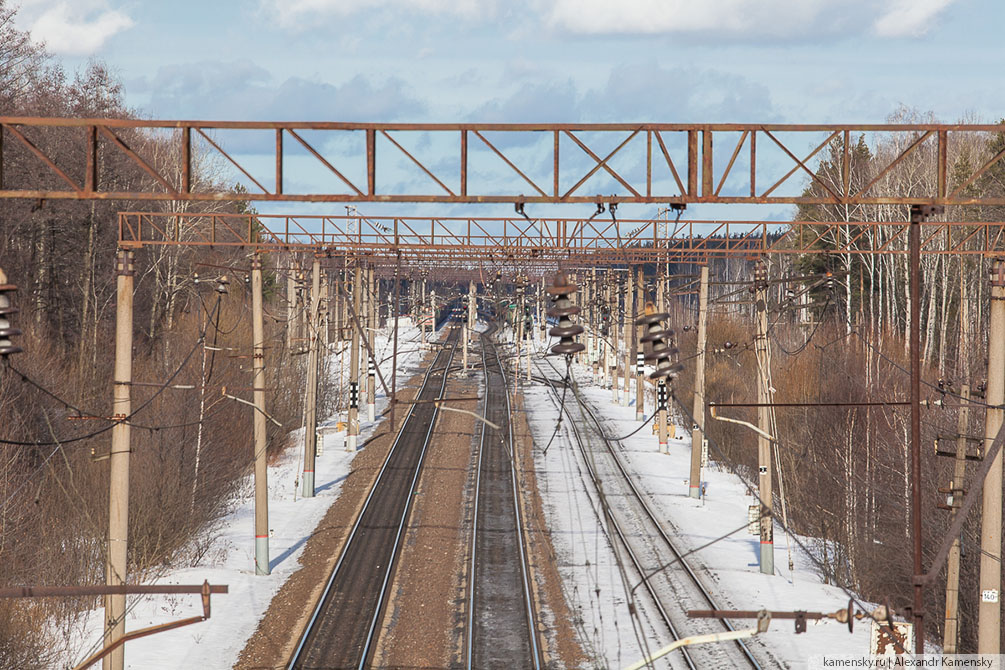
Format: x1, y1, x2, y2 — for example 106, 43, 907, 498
269, 0, 960, 39
17, 1, 133, 55
873, 0, 956, 37
264, 0, 498, 26
540, 0, 833, 36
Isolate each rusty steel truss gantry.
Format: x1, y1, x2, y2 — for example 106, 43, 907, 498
2, 118, 1005, 205
118, 211, 1005, 263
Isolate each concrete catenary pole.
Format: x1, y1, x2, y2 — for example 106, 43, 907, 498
286, 272, 296, 351
320, 271, 329, 349
635, 267, 645, 421
944, 277, 971, 653
420, 276, 427, 348
104, 250, 134, 670
367, 264, 376, 423
753, 261, 774, 576
462, 322, 469, 371
347, 264, 362, 452
251, 256, 269, 575
390, 260, 401, 430
517, 281, 525, 381
301, 257, 321, 497
468, 280, 476, 330
978, 259, 1005, 653
612, 275, 620, 403
585, 271, 594, 381
538, 276, 545, 343
622, 271, 632, 406
943, 384, 969, 652
689, 264, 710, 499
296, 271, 307, 352
603, 274, 611, 389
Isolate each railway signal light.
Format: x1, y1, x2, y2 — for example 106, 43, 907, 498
546, 272, 585, 356
636, 302, 681, 381
0, 269, 22, 357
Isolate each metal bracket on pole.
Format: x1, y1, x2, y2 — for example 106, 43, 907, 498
623, 610, 770, 670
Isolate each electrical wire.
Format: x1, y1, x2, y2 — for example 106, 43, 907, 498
0, 297, 220, 450
670, 390, 911, 652
853, 328, 1003, 410
539, 357, 571, 455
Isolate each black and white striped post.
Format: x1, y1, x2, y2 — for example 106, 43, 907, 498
636, 351, 645, 421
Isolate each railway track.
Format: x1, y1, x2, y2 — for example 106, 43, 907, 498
535, 355, 765, 670
288, 324, 461, 670
465, 327, 544, 669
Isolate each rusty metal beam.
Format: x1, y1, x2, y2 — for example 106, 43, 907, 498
0, 118, 1002, 205
116, 212, 1005, 260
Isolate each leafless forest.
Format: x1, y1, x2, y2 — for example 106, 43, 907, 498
0, 5, 326, 665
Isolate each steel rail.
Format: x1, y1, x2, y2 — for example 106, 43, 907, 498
533, 357, 697, 669
536, 356, 763, 669
465, 327, 543, 669
287, 322, 461, 670
356, 327, 460, 668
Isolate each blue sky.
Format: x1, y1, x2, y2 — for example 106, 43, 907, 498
10, 0, 1005, 221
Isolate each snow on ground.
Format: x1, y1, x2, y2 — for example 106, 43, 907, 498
63, 320, 430, 670
523, 348, 875, 669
